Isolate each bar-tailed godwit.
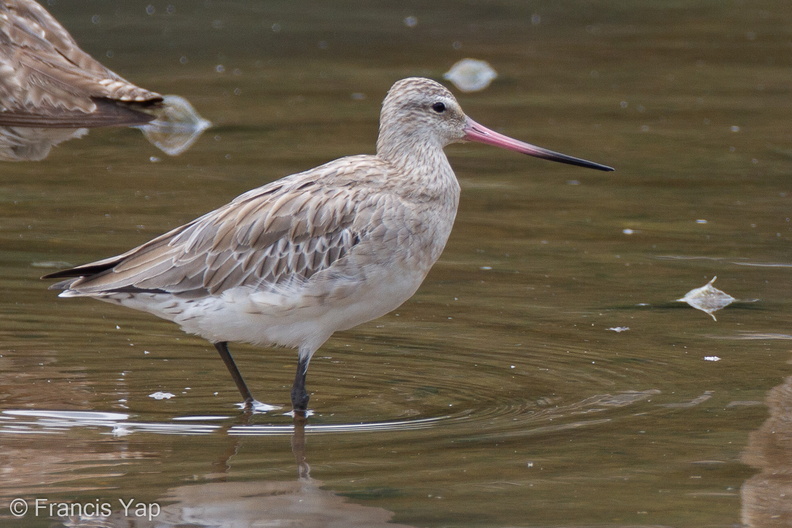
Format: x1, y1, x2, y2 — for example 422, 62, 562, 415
44, 77, 613, 413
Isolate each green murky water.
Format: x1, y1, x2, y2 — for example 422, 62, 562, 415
1, 1, 791, 526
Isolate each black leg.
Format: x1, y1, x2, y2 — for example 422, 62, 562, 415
291, 355, 311, 412
214, 341, 254, 406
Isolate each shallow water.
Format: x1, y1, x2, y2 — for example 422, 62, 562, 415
1, 1, 791, 526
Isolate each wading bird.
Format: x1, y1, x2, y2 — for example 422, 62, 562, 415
44, 77, 613, 413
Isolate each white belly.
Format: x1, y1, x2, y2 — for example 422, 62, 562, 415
88, 262, 428, 354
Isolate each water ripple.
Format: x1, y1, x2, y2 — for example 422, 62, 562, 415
0, 408, 448, 437
0, 337, 671, 439
230, 415, 447, 436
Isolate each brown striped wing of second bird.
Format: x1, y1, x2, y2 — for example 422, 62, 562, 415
44, 77, 613, 413
0, 0, 212, 160
0, 0, 162, 128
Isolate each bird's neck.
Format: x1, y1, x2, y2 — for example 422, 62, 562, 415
374, 143, 460, 222
377, 133, 455, 185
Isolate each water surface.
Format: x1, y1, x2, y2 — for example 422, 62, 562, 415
1, 1, 791, 526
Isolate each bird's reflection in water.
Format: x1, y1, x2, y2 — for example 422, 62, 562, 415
0, 0, 210, 161
742, 374, 792, 527
0, 98, 210, 161
0, 126, 88, 161
61, 415, 416, 528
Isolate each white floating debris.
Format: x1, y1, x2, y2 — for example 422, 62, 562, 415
138, 95, 212, 156
403, 16, 418, 28
607, 326, 630, 333
622, 228, 637, 235
676, 276, 736, 321
444, 59, 497, 93
704, 356, 721, 362
149, 391, 175, 400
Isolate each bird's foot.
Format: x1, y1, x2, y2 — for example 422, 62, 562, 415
286, 408, 313, 420
236, 398, 280, 414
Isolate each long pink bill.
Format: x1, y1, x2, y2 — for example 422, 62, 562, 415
464, 118, 614, 172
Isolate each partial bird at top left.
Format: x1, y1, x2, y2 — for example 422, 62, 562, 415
0, 0, 210, 160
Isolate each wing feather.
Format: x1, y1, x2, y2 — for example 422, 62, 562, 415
44, 157, 396, 298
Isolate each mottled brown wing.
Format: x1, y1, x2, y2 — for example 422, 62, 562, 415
0, 0, 162, 126
45, 161, 392, 296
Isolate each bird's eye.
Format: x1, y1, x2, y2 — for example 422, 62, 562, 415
431, 102, 446, 113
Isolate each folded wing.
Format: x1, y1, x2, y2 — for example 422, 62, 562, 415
44, 167, 388, 298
